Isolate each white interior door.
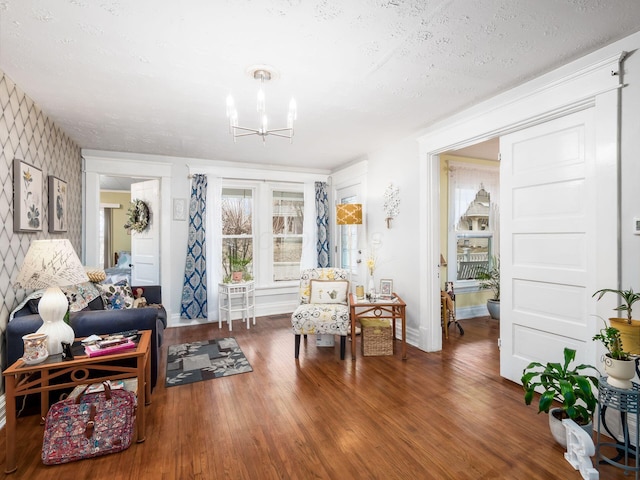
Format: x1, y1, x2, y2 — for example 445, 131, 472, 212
500, 109, 602, 383
131, 179, 160, 285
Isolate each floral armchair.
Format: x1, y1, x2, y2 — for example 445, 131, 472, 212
291, 267, 351, 359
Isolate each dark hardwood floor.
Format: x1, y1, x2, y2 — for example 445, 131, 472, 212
1, 314, 632, 479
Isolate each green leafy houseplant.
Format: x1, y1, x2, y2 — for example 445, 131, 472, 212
477, 256, 500, 301
521, 347, 599, 425
592, 321, 630, 360
593, 287, 640, 323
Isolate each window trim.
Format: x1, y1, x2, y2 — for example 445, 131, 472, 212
221, 179, 305, 288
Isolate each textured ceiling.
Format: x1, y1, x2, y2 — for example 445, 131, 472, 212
1, 1, 639, 171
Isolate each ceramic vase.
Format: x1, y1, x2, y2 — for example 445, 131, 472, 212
22, 333, 49, 365
548, 407, 592, 447
604, 355, 636, 389
368, 275, 375, 296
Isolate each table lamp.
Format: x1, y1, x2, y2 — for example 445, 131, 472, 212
15, 239, 89, 355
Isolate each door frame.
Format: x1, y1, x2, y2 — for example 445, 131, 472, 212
417, 52, 625, 364
82, 151, 173, 318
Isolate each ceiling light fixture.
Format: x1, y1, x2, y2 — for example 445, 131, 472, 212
226, 67, 297, 143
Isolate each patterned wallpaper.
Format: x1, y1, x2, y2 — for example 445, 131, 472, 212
0, 70, 83, 367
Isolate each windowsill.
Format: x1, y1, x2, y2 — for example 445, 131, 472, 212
449, 280, 482, 294
255, 282, 298, 296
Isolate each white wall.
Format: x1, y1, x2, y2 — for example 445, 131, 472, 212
620, 47, 640, 289
362, 138, 421, 339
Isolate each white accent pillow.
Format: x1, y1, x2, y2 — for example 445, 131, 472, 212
309, 280, 349, 304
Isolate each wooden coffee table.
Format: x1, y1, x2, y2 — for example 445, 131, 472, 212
2, 330, 151, 474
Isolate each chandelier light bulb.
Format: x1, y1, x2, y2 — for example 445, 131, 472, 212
289, 98, 297, 120
226, 95, 235, 117
257, 88, 265, 113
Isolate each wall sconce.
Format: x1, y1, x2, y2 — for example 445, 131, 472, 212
383, 183, 400, 228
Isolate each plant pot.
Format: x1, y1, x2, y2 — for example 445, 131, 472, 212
609, 317, 640, 355
487, 299, 500, 320
231, 271, 243, 283
603, 354, 636, 390
548, 407, 592, 448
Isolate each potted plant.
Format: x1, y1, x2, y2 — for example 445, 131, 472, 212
593, 287, 640, 355
224, 243, 253, 283
592, 320, 635, 389
477, 256, 500, 320
521, 347, 599, 447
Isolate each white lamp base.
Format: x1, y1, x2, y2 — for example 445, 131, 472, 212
35, 287, 74, 355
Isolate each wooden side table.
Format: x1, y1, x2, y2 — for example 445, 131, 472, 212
349, 293, 407, 360
218, 281, 256, 331
2, 330, 151, 474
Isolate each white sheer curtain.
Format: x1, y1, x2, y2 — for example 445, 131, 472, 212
449, 162, 499, 231
208, 176, 222, 322
299, 181, 317, 270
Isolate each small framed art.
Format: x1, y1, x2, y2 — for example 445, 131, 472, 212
380, 279, 393, 297
48, 176, 68, 232
173, 198, 187, 221
13, 158, 43, 232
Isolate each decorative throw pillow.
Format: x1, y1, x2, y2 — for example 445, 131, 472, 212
62, 282, 102, 312
309, 279, 349, 304
97, 281, 134, 310
85, 267, 106, 283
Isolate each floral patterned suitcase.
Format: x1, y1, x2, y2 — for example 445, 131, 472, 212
41, 382, 136, 465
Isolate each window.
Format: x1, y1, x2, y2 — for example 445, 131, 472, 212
221, 188, 253, 283
220, 182, 305, 285
272, 190, 304, 281
447, 162, 499, 285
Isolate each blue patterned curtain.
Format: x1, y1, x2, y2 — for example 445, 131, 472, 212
181, 175, 207, 319
315, 181, 330, 268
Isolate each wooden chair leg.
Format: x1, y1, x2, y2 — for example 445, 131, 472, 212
340, 336, 346, 360
295, 334, 301, 358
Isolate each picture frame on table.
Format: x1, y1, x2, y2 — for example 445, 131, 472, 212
48, 175, 68, 232
13, 158, 43, 233
380, 279, 393, 298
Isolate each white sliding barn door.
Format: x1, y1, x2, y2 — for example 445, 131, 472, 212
500, 109, 599, 383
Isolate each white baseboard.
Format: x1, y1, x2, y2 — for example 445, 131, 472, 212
168, 301, 298, 328
454, 305, 489, 320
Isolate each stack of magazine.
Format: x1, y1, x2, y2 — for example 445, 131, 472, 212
84, 337, 136, 357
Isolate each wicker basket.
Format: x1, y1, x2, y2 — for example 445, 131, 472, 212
360, 318, 393, 356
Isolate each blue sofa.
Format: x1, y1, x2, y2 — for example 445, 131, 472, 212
4, 285, 166, 390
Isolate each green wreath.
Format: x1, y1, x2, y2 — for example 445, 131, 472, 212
124, 199, 150, 233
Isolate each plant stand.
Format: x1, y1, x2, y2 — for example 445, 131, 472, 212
596, 377, 640, 479
218, 281, 255, 331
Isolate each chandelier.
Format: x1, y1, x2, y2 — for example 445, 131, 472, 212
226, 67, 297, 143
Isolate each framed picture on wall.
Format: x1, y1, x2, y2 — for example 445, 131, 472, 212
13, 158, 43, 233
48, 175, 68, 233
380, 279, 393, 298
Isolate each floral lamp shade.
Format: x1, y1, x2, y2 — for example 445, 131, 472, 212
336, 203, 362, 225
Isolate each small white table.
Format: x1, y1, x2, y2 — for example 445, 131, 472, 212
218, 281, 255, 331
